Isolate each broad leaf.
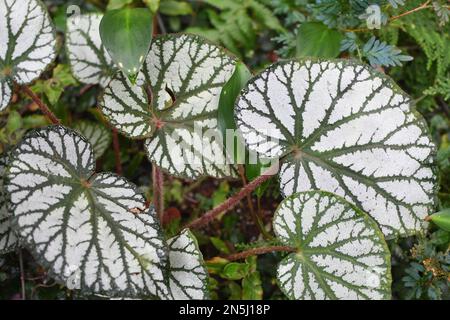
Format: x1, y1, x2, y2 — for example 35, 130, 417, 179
427, 209, 450, 232
296, 22, 343, 59
235, 59, 437, 237
6, 126, 168, 298
99, 8, 153, 83
0, 152, 18, 253
0, 0, 57, 111
73, 120, 112, 159
274, 191, 391, 300
166, 229, 209, 300
66, 13, 116, 87
101, 34, 238, 179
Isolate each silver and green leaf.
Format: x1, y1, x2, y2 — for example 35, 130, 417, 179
165, 229, 209, 300
0, 152, 18, 253
0, 0, 57, 111
6, 126, 168, 298
274, 191, 391, 300
101, 34, 238, 179
66, 13, 116, 87
73, 120, 112, 159
235, 59, 437, 237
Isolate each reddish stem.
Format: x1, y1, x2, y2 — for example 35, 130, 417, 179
152, 164, 164, 222
22, 86, 60, 125
226, 246, 297, 262
185, 163, 279, 230
111, 128, 123, 175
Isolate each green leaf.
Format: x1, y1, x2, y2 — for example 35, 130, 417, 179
242, 271, 263, 300
100, 34, 239, 179
218, 61, 252, 164
222, 262, 250, 280
274, 191, 391, 300
210, 237, 230, 254
427, 209, 450, 232
107, 0, 133, 10
5, 126, 168, 298
166, 230, 209, 299
159, 0, 193, 16
235, 59, 437, 238
0, 153, 18, 254
73, 121, 112, 159
66, 13, 116, 87
100, 8, 153, 83
144, 0, 160, 14
296, 22, 343, 59
0, 0, 57, 111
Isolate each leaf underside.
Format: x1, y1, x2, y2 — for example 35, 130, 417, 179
0, 0, 56, 111
166, 230, 209, 300
0, 152, 18, 253
274, 191, 391, 300
6, 126, 168, 298
66, 13, 115, 87
235, 59, 437, 238
101, 34, 238, 179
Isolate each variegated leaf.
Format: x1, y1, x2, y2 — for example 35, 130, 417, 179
101, 34, 238, 179
0, 152, 18, 253
5, 126, 169, 298
0, 0, 57, 111
235, 59, 437, 237
66, 13, 115, 87
274, 191, 391, 300
73, 120, 112, 159
166, 230, 208, 300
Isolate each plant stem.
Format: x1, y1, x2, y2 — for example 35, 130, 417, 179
18, 250, 26, 300
238, 165, 273, 240
152, 164, 164, 222
226, 246, 297, 261
22, 86, 60, 125
111, 128, 123, 175
185, 163, 279, 230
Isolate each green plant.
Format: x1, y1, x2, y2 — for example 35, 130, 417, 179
0, 0, 448, 301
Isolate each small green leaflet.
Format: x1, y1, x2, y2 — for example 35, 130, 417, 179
296, 22, 343, 59
100, 8, 153, 83
166, 230, 209, 299
427, 209, 450, 232
0, 152, 18, 253
0, 0, 56, 111
73, 120, 112, 159
274, 191, 391, 300
6, 126, 168, 298
101, 34, 238, 179
66, 13, 116, 87
235, 59, 437, 238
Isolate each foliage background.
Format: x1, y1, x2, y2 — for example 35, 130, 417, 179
0, 0, 449, 300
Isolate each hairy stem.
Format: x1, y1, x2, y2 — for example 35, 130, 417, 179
111, 128, 123, 175
185, 163, 279, 229
226, 246, 297, 261
152, 164, 164, 222
22, 86, 60, 125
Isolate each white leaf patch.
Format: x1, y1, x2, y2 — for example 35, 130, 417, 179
0, 0, 56, 111
66, 13, 115, 87
6, 126, 169, 298
0, 152, 18, 253
274, 191, 391, 300
235, 59, 437, 237
101, 34, 238, 179
74, 121, 112, 159
165, 230, 209, 300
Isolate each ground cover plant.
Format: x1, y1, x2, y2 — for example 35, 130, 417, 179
0, 0, 448, 300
